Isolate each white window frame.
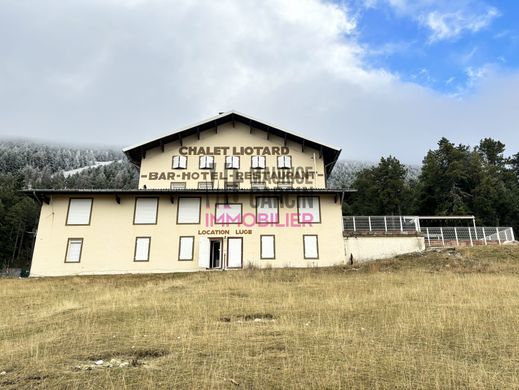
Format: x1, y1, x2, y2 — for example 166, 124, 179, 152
177, 197, 201, 224
199, 155, 214, 169
277, 155, 292, 169
172, 155, 187, 169
215, 203, 242, 224
198, 182, 214, 189
178, 236, 194, 261
303, 235, 319, 259
225, 155, 240, 169
134, 237, 151, 262
133, 197, 159, 225
170, 182, 186, 190
256, 197, 279, 224
65, 238, 83, 263
251, 155, 266, 169
66, 198, 93, 225
260, 235, 275, 259
297, 196, 321, 224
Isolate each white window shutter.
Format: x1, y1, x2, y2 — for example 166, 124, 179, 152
177, 198, 201, 224
198, 237, 210, 268
67, 199, 92, 225
298, 196, 320, 223
66, 239, 82, 262
172, 155, 179, 168
227, 238, 242, 268
233, 156, 239, 168
252, 155, 258, 168
180, 155, 187, 168
135, 237, 150, 261
261, 236, 274, 259
304, 236, 318, 259
179, 237, 194, 260
256, 197, 279, 223
259, 156, 266, 168
134, 198, 158, 224
277, 156, 284, 168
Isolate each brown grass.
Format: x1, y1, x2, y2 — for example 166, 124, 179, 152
1, 246, 519, 389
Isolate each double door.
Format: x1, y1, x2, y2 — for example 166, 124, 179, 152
199, 237, 242, 269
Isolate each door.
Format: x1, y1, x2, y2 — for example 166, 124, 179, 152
227, 237, 243, 268
210, 239, 222, 269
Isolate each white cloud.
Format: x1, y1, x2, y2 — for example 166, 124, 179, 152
424, 7, 499, 42
0, 0, 517, 163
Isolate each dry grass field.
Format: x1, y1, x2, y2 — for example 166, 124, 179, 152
1, 246, 519, 389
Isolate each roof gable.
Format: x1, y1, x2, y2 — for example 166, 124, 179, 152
123, 111, 341, 176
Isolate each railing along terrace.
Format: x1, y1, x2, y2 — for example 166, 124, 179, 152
343, 216, 516, 247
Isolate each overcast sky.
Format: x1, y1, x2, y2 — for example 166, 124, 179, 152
1, 0, 518, 164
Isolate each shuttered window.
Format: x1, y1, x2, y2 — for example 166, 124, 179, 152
252, 155, 266, 169
199, 155, 214, 169
65, 238, 83, 262
172, 155, 187, 169
66, 198, 92, 225
177, 197, 201, 224
277, 155, 292, 169
215, 204, 242, 224
303, 235, 319, 259
134, 198, 158, 224
134, 237, 151, 261
298, 196, 321, 223
225, 155, 240, 169
179, 236, 194, 260
256, 197, 279, 223
260, 235, 275, 259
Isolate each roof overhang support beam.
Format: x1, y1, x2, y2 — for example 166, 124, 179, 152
302, 140, 305, 153
160, 141, 164, 153
197, 127, 200, 140
115, 194, 121, 204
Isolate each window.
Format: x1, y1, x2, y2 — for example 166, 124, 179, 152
177, 197, 201, 224
303, 235, 319, 259
225, 155, 240, 169
172, 155, 187, 169
256, 197, 279, 223
277, 155, 292, 169
199, 155, 214, 169
251, 182, 267, 190
297, 196, 321, 224
198, 182, 213, 189
170, 182, 186, 190
65, 238, 83, 263
251, 155, 266, 169
224, 181, 240, 190
215, 204, 242, 224
134, 198, 158, 224
66, 198, 93, 225
260, 235, 275, 259
178, 236, 194, 261
134, 237, 151, 261
277, 182, 293, 189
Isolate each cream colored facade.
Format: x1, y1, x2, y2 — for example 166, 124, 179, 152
138, 121, 327, 190
29, 112, 347, 276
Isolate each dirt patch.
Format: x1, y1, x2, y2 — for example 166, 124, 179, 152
77, 348, 168, 371
219, 313, 276, 323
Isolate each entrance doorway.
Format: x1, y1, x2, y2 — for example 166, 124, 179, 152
209, 239, 222, 269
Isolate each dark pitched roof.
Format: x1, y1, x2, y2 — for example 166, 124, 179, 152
122, 110, 342, 177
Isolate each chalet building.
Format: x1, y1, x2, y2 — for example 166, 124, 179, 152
27, 111, 348, 276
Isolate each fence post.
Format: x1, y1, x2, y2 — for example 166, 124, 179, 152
353, 216, 356, 232
440, 227, 445, 246
468, 228, 473, 247
368, 216, 372, 232
483, 227, 487, 245
384, 217, 387, 233
504, 229, 509, 242
426, 228, 431, 246
497, 227, 501, 244
454, 227, 459, 246
473, 218, 478, 240
400, 216, 403, 232
511, 228, 516, 242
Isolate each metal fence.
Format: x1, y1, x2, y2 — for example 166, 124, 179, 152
343, 216, 516, 247
343, 216, 420, 233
